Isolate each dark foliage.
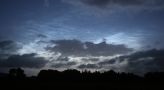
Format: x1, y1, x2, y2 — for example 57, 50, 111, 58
0, 68, 164, 89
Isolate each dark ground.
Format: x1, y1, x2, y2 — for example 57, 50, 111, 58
0, 68, 164, 90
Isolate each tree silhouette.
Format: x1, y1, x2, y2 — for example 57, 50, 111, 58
0, 68, 163, 89
9, 68, 26, 79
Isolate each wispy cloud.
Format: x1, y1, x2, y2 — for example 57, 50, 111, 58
63, 0, 164, 12
44, 0, 50, 8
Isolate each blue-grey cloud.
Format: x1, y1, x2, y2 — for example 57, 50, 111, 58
78, 64, 99, 69
0, 40, 20, 52
44, 0, 50, 8
64, 0, 164, 11
46, 39, 133, 57
0, 53, 48, 68
82, 0, 143, 7
37, 34, 47, 38
81, 57, 100, 62
56, 56, 70, 62
97, 49, 164, 74
99, 59, 116, 65
0, 40, 21, 59
51, 61, 77, 68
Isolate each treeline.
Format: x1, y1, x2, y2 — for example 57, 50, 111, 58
1, 68, 164, 82
0, 68, 164, 89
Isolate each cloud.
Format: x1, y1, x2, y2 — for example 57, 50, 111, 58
63, 0, 164, 11
81, 0, 143, 7
97, 49, 164, 74
51, 61, 77, 68
125, 49, 164, 74
98, 59, 116, 65
50, 56, 77, 68
56, 56, 70, 62
44, 0, 50, 8
37, 34, 47, 38
0, 53, 48, 68
46, 39, 133, 57
81, 57, 100, 62
0, 40, 20, 53
0, 40, 21, 59
1, 40, 163, 75
0, 40, 14, 49
78, 64, 99, 69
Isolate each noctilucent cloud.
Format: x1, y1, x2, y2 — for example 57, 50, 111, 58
0, 0, 164, 75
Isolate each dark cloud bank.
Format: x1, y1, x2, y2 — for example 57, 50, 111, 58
0, 40, 20, 54
1, 40, 164, 75
96, 49, 164, 74
70, 49, 164, 75
46, 39, 164, 74
47, 39, 133, 56
0, 40, 48, 68
123, 49, 164, 74
0, 53, 48, 68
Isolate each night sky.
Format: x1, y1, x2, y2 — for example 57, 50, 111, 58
0, 0, 164, 76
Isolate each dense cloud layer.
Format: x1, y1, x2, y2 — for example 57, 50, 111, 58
96, 49, 164, 74
46, 39, 133, 57
123, 49, 164, 74
0, 40, 48, 69
51, 61, 77, 68
0, 53, 48, 68
78, 64, 99, 69
50, 56, 76, 68
0, 40, 164, 75
0, 40, 21, 60
0, 40, 20, 54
